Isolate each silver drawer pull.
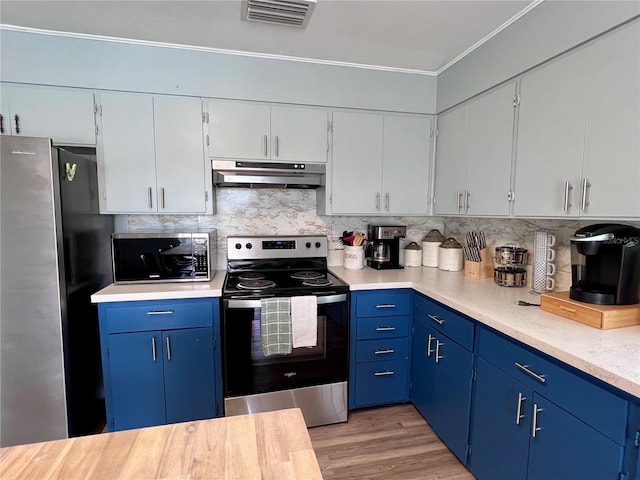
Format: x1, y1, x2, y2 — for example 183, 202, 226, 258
515, 362, 546, 384
531, 403, 542, 438
166, 336, 172, 360
435, 339, 443, 363
515, 392, 526, 425
151, 337, 157, 362
375, 326, 396, 332
427, 314, 444, 325
427, 334, 435, 357
374, 349, 395, 355
374, 370, 394, 376
146, 310, 175, 316
375, 304, 396, 309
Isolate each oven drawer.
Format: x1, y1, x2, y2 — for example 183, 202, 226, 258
355, 290, 412, 318
102, 299, 214, 333
354, 360, 409, 407
356, 338, 409, 363
356, 315, 410, 340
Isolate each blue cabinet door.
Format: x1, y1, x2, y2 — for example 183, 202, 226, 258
163, 327, 216, 424
108, 331, 166, 431
410, 317, 434, 419
527, 393, 624, 480
428, 328, 473, 463
468, 357, 531, 480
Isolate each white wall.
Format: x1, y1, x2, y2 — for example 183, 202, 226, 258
0, 28, 437, 114
437, 2, 640, 112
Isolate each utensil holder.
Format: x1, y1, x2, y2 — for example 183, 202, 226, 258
343, 246, 364, 270
464, 248, 494, 279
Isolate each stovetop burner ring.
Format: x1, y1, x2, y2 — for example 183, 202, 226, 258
302, 278, 332, 287
291, 271, 325, 280
236, 279, 277, 290
238, 273, 266, 281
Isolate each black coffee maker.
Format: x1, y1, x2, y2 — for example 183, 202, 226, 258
365, 225, 406, 270
570, 224, 640, 305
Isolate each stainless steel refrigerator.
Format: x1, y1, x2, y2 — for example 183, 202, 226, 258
1, 136, 114, 447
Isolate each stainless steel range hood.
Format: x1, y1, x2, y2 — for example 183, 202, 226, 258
212, 160, 325, 189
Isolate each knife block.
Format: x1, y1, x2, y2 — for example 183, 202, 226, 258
464, 248, 494, 279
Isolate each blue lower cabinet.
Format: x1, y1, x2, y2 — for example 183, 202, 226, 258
354, 360, 409, 407
99, 298, 221, 431
411, 316, 473, 463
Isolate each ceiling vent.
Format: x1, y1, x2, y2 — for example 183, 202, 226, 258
242, 0, 316, 28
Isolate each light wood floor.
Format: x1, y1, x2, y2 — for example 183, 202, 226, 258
308, 404, 475, 480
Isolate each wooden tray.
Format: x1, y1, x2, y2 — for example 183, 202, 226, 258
540, 291, 640, 329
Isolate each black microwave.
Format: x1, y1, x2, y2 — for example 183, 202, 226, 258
112, 232, 213, 283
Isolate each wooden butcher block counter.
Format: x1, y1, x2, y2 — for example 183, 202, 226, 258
0, 408, 322, 480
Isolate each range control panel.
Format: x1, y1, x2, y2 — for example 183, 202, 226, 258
227, 235, 328, 260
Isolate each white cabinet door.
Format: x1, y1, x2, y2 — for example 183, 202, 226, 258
154, 96, 207, 214
514, 51, 589, 217
98, 92, 157, 213
270, 105, 328, 163
382, 115, 431, 215
434, 106, 468, 215
208, 100, 270, 159
331, 111, 383, 214
466, 82, 516, 216
581, 22, 640, 219
1, 84, 96, 145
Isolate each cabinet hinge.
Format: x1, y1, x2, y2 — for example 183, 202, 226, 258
103, 189, 107, 201
327, 121, 333, 133
472, 368, 477, 382
202, 112, 210, 123
434, 128, 439, 137
206, 135, 210, 146
109, 417, 115, 431
619, 472, 629, 480
329, 195, 332, 205
213, 337, 217, 350
205, 191, 209, 202
466, 443, 472, 458
105, 347, 109, 360
513, 94, 521, 107
634, 429, 640, 447
429, 128, 434, 138
95, 124, 99, 136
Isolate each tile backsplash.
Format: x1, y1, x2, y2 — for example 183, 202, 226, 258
126, 188, 638, 293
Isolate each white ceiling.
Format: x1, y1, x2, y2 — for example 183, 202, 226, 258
0, 0, 541, 74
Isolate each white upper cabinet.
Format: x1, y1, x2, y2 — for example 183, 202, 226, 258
434, 82, 515, 216
580, 22, 639, 219
514, 21, 639, 219
0, 83, 96, 145
327, 110, 431, 215
97, 92, 209, 214
207, 99, 328, 163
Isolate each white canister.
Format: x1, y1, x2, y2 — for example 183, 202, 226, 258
421, 229, 446, 267
343, 245, 364, 270
404, 242, 422, 267
438, 238, 464, 272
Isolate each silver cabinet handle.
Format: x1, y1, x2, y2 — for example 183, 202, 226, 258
375, 326, 396, 332
147, 310, 175, 316
563, 181, 573, 212
426, 334, 435, 357
275, 135, 279, 157
148, 187, 153, 209
464, 190, 469, 213
427, 314, 444, 325
375, 192, 381, 211
376, 304, 396, 309
374, 349, 395, 355
161, 187, 165, 209
151, 336, 157, 362
263, 134, 268, 156
516, 392, 527, 425
457, 191, 462, 212
374, 370, 394, 376
515, 362, 546, 383
580, 178, 591, 211
166, 336, 171, 360
435, 339, 443, 364
531, 403, 542, 438
384, 192, 389, 211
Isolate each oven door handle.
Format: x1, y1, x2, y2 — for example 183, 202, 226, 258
224, 294, 347, 309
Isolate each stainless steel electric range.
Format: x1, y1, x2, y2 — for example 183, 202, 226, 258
221, 235, 349, 427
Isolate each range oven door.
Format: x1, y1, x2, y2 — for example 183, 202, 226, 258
221, 293, 349, 398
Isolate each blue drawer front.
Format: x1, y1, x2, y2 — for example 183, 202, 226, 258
356, 337, 409, 363
355, 290, 412, 318
101, 299, 216, 333
356, 315, 410, 340
354, 360, 409, 406
477, 327, 628, 445
414, 294, 474, 350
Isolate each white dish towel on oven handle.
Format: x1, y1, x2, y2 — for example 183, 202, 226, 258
291, 295, 318, 348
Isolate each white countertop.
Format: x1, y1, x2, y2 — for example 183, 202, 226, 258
329, 266, 640, 399
90, 271, 225, 303
89, 267, 640, 399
